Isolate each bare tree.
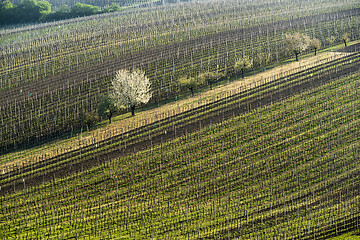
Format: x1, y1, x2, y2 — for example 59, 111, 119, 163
310, 38, 321, 56
235, 55, 253, 78
111, 69, 152, 116
284, 33, 310, 61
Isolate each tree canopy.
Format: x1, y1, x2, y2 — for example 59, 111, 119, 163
0, 0, 49, 24
98, 94, 118, 124
197, 72, 224, 90
341, 33, 350, 47
0, 0, 16, 24
38, 1, 51, 20
102, 3, 122, 13
309, 38, 322, 56
0, 0, 46, 24
179, 76, 204, 96
284, 33, 310, 61
0, 0, 122, 25
111, 69, 152, 116
234, 56, 253, 78
70, 3, 100, 17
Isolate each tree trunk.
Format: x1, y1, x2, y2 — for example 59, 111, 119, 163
190, 87, 194, 96
107, 111, 113, 124
344, 40, 347, 47
314, 48, 317, 56
295, 51, 299, 61
131, 105, 135, 116
241, 69, 244, 78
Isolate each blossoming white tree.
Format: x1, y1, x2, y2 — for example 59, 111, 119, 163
111, 69, 152, 116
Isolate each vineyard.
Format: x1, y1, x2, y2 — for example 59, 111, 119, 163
8, 0, 172, 8
1, 0, 360, 152
1, 56, 359, 238
1, 0, 360, 239
0, 48, 359, 191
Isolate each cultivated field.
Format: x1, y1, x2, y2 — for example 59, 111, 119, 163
0, 49, 356, 183
1, 0, 359, 151
1, 63, 359, 239
1, 0, 360, 239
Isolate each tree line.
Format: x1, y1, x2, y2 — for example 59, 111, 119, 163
98, 31, 351, 123
0, 0, 122, 25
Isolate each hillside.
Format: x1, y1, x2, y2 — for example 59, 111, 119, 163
1, 0, 360, 239
1, 0, 359, 152
1, 50, 359, 238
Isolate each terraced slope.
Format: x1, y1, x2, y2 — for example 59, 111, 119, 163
1, 68, 359, 239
